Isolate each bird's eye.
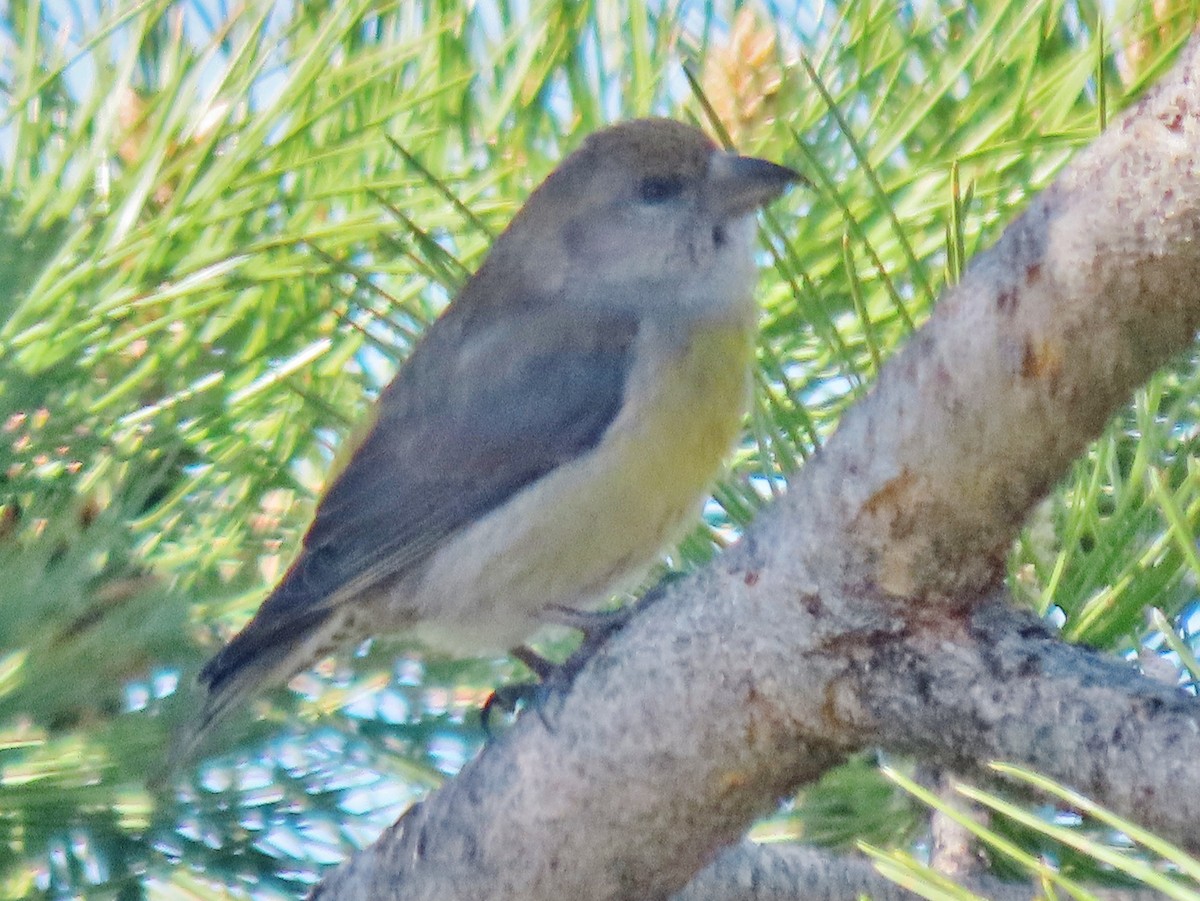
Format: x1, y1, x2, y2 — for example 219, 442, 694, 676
638, 175, 685, 204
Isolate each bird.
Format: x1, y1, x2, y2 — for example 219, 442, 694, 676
189, 118, 798, 753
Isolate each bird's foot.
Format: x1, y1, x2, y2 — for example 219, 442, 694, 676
480, 609, 635, 736
480, 576, 682, 736
480, 636, 606, 736
543, 603, 637, 645
480, 672, 545, 736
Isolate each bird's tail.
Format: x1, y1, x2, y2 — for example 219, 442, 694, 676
173, 606, 338, 765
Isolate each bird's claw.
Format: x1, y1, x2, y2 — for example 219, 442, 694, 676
481, 576, 681, 737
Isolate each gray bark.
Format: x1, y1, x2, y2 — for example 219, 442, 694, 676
674, 842, 1163, 901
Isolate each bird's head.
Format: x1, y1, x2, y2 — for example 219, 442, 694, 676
478, 119, 799, 322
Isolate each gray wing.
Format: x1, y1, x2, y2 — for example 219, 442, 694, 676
200, 305, 638, 689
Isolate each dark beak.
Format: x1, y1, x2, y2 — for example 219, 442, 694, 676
707, 152, 802, 218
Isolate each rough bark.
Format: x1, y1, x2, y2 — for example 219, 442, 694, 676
673, 842, 1163, 901
312, 34, 1200, 901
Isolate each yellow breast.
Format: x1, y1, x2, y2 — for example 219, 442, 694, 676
597, 320, 754, 559
410, 317, 755, 652
529, 318, 754, 599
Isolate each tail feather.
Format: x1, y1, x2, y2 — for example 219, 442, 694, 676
173, 607, 338, 764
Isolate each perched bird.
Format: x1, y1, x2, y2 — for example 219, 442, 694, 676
191, 118, 798, 750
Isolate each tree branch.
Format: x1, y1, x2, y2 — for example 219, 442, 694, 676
841, 600, 1200, 850
312, 34, 1200, 901
674, 842, 1163, 901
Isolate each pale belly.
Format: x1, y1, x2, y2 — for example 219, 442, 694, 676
404, 320, 754, 653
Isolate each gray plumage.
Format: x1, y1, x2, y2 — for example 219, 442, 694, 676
185, 118, 798, 757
